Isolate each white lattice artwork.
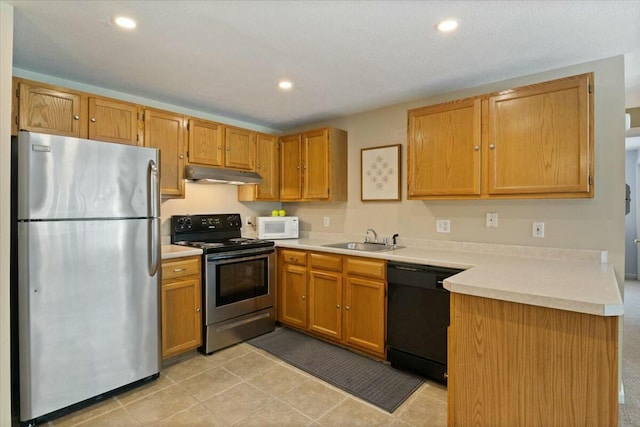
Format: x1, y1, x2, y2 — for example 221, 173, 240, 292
361, 145, 400, 201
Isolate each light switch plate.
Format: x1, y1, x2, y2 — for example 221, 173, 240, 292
533, 222, 545, 238
436, 219, 451, 233
486, 212, 498, 228
323, 217, 330, 227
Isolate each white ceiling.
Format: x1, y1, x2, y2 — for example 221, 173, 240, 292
8, 0, 640, 131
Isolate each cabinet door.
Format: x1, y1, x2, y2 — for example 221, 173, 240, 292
344, 276, 385, 356
188, 119, 224, 166
407, 98, 481, 198
487, 74, 592, 195
279, 263, 308, 328
18, 81, 83, 137
255, 133, 280, 200
303, 128, 331, 200
224, 126, 255, 170
308, 270, 343, 340
280, 134, 303, 200
161, 277, 202, 358
88, 97, 140, 145
144, 108, 185, 198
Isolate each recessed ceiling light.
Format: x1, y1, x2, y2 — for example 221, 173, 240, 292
114, 16, 137, 30
278, 80, 293, 90
436, 19, 458, 33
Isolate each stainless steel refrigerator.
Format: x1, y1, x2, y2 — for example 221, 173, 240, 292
14, 131, 161, 424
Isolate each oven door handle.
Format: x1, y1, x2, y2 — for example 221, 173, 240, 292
207, 249, 274, 264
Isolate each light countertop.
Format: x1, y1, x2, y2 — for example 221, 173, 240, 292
161, 244, 203, 260
274, 238, 623, 317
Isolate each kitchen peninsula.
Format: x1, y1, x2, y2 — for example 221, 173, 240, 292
274, 237, 622, 426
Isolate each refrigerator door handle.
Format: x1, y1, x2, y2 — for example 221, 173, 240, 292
148, 160, 159, 276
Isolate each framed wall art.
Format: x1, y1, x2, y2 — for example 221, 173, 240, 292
361, 144, 401, 201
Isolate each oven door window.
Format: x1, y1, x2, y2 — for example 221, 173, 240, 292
215, 256, 269, 306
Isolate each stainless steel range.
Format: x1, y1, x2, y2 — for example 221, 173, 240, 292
171, 213, 275, 354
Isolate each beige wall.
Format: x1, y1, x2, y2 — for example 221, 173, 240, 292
1, 3, 13, 425
284, 56, 627, 288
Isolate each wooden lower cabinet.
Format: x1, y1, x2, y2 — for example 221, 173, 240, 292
448, 293, 618, 426
278, 248, 386, 358
161, 256, 202, 359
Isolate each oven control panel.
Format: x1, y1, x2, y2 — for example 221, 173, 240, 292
172, 214, 242, 232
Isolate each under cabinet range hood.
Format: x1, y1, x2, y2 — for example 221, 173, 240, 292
184, 165, 262, 185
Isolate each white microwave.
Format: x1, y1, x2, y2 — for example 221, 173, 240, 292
256, 216, 299, 240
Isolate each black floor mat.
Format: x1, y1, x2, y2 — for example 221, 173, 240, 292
248, 327, 423, 413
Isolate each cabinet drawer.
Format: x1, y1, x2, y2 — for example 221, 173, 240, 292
162, 257, 200, 280
310, 252, 342, 272
281, 249, 307, 266
346, 257, 386, 280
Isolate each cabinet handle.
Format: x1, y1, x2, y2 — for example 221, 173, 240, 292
173, 268, 186, 272
336, 304, 340, 309
473, 145, 479, 151
90, 117, 96, 123
302, 295, 306, 300
345, 305, 350, 310
179, 154, 184, 159
289, 257, 298, 262
73, 114, 80, 120
489, 144, 495, 150
196, 308, 201, 312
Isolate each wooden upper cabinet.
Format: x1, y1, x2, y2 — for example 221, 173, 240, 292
88, 97, 140, 145
238, 133, 280, 201
279, 128, 348, 202
280, 133, 303, 200
406, 73, 594, 200
303, 128, 332, 199
144, 108, 186, 198
487, 73, 592, 196
18, 81, 83, 137
187, 118, 224, 166
224, 126, 255, 171
408, 98, 481, 198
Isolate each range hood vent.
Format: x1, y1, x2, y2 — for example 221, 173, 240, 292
185, 165, 262, 185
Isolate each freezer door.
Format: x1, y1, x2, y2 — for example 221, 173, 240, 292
16, 131, 160, 220
18, 219, 160, 421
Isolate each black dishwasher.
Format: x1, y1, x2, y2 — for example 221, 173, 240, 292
386, 261, 462, 384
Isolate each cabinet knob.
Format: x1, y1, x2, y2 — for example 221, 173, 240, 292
336, 304, 340, 309
196, 308, 201, 312
345, 305, 350, 310
257, 164, 261, 169
179, 154, 184, 159
473, 145, 479, 151
290, 257, 298, 262
218, 146, 222, 149
302, 295, 306, 300
226, 147, 231, 151
489, 144, 495, 150
444, 372, 448, 380
297, 165, 300, 169
303, 165, 307, 169
90, 117, 96, 123
73, 114, 80, 120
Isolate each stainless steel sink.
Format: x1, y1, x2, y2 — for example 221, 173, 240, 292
322, 241, 404, 252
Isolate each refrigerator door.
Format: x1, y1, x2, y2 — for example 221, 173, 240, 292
18, 218, 160, 421
16, 131, 160, 220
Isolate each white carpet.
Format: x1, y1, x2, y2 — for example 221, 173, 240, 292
621, 280, 640, 426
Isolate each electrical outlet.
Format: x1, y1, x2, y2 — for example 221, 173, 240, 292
532, 222, 545, 238
436, 219, 451, 233
323, 217, 330, 227
486, 212, 498, 228
245, 215, 252, 226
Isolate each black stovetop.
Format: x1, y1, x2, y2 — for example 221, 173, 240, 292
171, 213, 274, 254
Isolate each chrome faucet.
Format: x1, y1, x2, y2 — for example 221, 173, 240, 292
365, 228, 378, 243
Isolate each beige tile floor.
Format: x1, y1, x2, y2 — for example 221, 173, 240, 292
48, 342, 448, 426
